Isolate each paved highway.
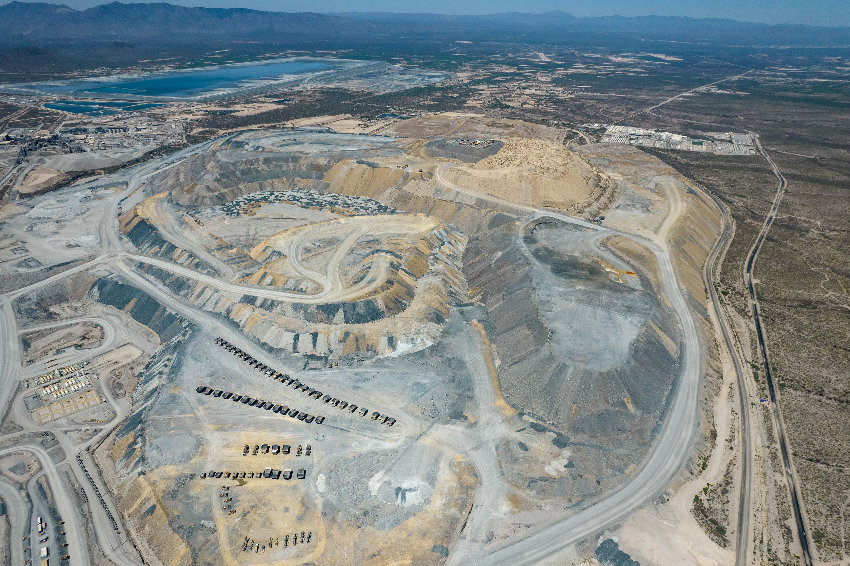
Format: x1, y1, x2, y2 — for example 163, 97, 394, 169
17, 316, 118, 379
616, 70, 753, 124
436, 122, 794, 565
747, 133, 813, 566
698, 185, 753, 566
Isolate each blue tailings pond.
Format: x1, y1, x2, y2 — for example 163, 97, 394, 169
34, 59, 335, 99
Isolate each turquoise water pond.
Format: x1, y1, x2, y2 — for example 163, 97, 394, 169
39, 59, 335, 99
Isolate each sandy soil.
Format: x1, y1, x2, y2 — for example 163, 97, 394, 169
21, 322, 105, 364
440, 138, 601, 211
614, 368, 736, 566
325, 117, 396, 135
18, 166, 64, 195
385, 112, 562, 142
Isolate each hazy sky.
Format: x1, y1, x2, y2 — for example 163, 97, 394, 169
8, 0, 850, 27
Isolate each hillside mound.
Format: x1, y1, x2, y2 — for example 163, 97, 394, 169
384, 112, 562, 142
440, 138, 611, 211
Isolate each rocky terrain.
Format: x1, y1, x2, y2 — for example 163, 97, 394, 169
0, 115, 725, 566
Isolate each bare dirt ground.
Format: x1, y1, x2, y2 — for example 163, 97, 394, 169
438, 138, 604, 211
0, 117, 734, 566
21, 321, 105, 364
384, 112, 562, 142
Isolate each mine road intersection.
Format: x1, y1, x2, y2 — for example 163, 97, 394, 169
0, 119, 756, 565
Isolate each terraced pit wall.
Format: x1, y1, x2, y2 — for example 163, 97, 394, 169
162, 152, 498, 236
165, 153, 337, 209
461, 189, 722, 499
120, 207, 218, 276
130, 222, 467, 359
464, 219, 681, 442
94, 335, 198, 566
87, 277, 190, 343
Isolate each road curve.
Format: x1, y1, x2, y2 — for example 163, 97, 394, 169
0, 445, 89, 566
697, 184, 753, 566
473, 232, 702, 565
0, 138, 221, 566
125, 251, 388, 305
4, 130, 727, 564
17, 315, 118, 380
432, 170, 705, 564
7, 256, 109, 300
747, 133, 813, 566
434, 163, 605, 232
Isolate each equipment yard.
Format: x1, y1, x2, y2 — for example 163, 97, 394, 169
0, 112, 728, 565
2, 14, 846, 562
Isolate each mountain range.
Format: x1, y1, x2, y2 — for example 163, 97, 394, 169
1, 1, 848, 47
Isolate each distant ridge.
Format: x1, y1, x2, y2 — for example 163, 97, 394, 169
0, 1, 848, 47
0, 1, 361, 43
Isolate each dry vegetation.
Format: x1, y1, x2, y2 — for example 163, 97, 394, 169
640, 75, 850, 561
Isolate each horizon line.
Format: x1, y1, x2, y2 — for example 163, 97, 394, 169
2, 0, 849, 29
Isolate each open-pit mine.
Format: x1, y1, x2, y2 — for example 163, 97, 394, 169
0, 113, 725, 565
